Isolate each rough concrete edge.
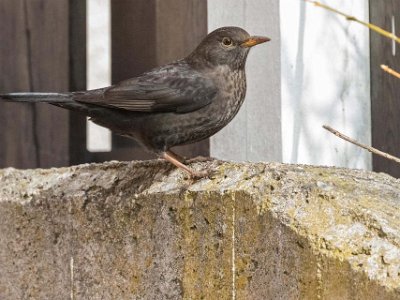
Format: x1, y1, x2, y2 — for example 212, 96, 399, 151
1, 159, 400, 296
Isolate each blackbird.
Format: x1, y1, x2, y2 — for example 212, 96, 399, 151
0, 26, 270, 178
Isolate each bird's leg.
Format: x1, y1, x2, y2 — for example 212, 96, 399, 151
162, 150, 208, 179
165, 151, 212, 164
166, 150, 185, 163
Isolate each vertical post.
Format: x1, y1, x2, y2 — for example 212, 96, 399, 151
0, 0, 87, 168
0, 1, 37, 168
370, 2, 400, 177
69, 0, 88, 165
208, 0, 282, 162
155, 0, 209, 158
108, 0, 157, 160
107, 0, 208, 161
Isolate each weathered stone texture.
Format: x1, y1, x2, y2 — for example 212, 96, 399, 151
0, 160, 400, 299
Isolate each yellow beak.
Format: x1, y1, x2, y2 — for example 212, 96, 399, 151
240, 36, 270, 48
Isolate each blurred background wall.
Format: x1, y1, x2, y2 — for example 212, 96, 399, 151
1, 0, 399, 176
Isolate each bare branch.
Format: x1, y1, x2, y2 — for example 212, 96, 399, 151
305, 1, 400, 44
381, 64, 400, 79
323, 125, 400, 165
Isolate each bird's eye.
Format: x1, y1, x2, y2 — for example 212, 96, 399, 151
222, 37, 233, 47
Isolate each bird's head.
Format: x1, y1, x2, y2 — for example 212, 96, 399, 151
187, 26, 270, 70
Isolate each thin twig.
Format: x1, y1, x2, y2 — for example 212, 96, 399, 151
381, 64, 400, 79
323, 125, 400, 165
305, 1, 400, 44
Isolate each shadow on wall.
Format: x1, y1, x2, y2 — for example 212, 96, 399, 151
281, 0, 371, 169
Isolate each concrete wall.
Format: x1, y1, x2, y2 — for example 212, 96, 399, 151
1, 161, 400, 299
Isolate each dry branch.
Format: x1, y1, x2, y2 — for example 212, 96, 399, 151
381, 65, 400, 79
305, 1, 400, 44
323, 125, 400, 165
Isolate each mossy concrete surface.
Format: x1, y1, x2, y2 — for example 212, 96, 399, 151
1, 160, 400, 299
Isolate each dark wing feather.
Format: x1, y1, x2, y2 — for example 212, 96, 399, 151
75, 60, 217, 114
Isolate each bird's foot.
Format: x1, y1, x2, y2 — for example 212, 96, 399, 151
162, 151, 217, 181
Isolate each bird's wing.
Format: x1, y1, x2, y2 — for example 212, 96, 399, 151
75, 62, 217, 114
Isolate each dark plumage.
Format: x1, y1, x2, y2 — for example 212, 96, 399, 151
0, 26, 270, 178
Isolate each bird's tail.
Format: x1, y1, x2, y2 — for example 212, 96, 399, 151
0, 92, 72, 103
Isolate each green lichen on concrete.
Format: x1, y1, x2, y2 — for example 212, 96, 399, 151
178, 191, 234, 299
1, 160, 400, 299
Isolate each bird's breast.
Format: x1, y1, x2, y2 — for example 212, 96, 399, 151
210, 67, 247, 126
